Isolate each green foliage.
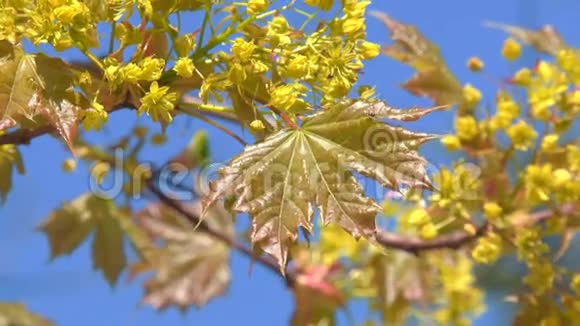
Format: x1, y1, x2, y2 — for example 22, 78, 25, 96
0, 0, 578, 325
39, 194, 127, 286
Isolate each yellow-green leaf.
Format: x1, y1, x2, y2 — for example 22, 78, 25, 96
136, 202, 233, 310
204, 100, 439, 270
371, 12, 462, 106
0, 41, 37, 120
93, 211, 127, 286
0, 143, 24, 204
39, 194, 127, 286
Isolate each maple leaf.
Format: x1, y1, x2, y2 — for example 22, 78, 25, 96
486, 22, 567, 55
204, 100, 442, 270
0, 41, 85, 151
38, 194, 127, 286
370, 252, 431, 324
136, 201, 233, 310
0, 143, 24, 204
371, 12, 462, 106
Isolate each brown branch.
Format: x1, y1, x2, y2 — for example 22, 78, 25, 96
374, 203, 578, 254
146, 181, 295, 285
374, 221, 488, 255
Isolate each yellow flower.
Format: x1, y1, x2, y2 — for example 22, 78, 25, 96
285, 55, 309, 78
173, 57, 194, 78
467, 56, 484, 72
81, 100, 108, 131
557, 49, 580, 85
247, 0, 268, 15
461, 83, 482, 111
502, 38, 521, 61
441, 135, 461, 151
62, 159, 77, 173
408, 208, 430, 226
420, 223, 438, 240
494, 97, 520, 129
269, 83, 308, 112
228, 63, 247, 83
231, 38, 256, 62
342, 17, 365, 38
455, 116, 479, 141
507, 120, 537, 151
524, 164, 553, 202
359, 41, 381, 60
138, 81, 177, 123
472, 233, 501, 264
305, 0, 333, 11
249, 119, 265, 130
540, 134, 559, 152
483, 202, 502, 220
138, 57, 165, 81
552, 168, 571, 187
513, 67, 532, 86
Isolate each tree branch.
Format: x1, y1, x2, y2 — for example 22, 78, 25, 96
146, 181, 295, 285
374, 203, 578, 254
374, 222, 488, 255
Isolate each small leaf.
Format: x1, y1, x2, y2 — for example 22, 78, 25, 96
0, 41, 37, 120
371, 12, 462, 105
92, 211, 127, 286
39, 194, 127, 286
184, 129, 210, 168
401, 69, 463, 106
204, 100, 438, 270
486, 22, 567, 55
0, 302, 53, 326
0, 144, 24, 204
136, 202, 233, 310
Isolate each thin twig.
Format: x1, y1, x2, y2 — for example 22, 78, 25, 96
177, 105, 247, 145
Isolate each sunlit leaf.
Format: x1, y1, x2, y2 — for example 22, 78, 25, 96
39, 194, 127, 286
204, 100, 440, 270
136, 201, 233, 310
0, 302, 53, 326
0, 144, 24, 204
371, 12, 462, 105
486, 22, 567, 55
0, 41, 37, 120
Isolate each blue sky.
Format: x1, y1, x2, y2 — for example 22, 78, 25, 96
1, 0, 580, 325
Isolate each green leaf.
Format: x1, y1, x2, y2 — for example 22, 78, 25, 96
486, 22, 567, 55
0, 41, 37, 120
39, 194, 127, 286
93, 211, 127, 286
184, 129, 211, 168
204, 100, 440, 270
0, 302, 53, 326
137, 202, 233, 310
0, 42, 84, 150
371, 12, 462, 106
0, 144, 24, 204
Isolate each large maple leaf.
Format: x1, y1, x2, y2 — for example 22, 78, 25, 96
204, 100, 443, 270
136, 202, 233, 310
